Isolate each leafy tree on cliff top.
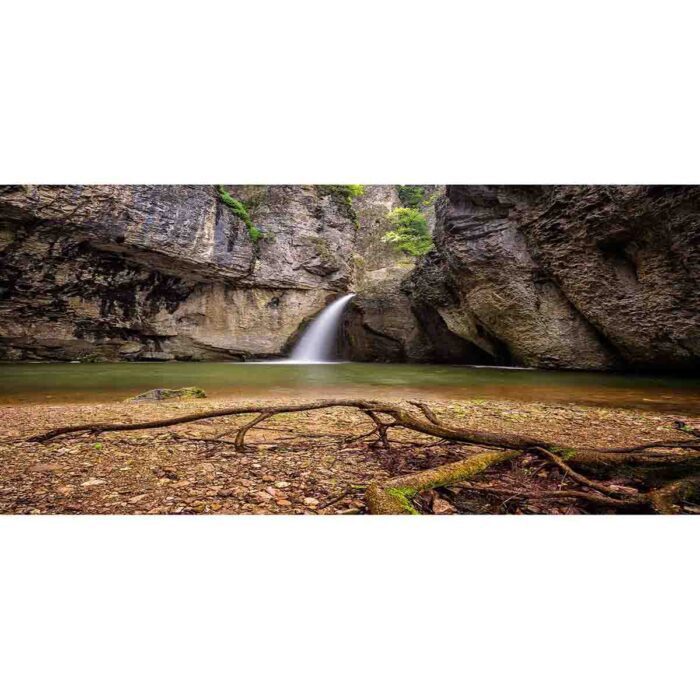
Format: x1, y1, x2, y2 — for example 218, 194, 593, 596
382, 207, 433, 256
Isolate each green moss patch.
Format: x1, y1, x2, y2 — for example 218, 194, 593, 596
127, 386, 207, 402
217, 186, 263, 242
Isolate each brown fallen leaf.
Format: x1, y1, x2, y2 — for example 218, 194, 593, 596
432, 497, 457, 515
30, 463, 64, 472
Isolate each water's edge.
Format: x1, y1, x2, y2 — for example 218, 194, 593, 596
1, 362, 698, 414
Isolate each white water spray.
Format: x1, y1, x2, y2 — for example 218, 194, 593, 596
289, 293, 356, 363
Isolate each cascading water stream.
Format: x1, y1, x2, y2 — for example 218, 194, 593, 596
288, 293, 356, 363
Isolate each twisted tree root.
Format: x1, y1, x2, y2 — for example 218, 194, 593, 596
531, 447, 645, 504
460, 484, 642, 510
363, 410, 393, 449
26, 399, 700, 488
366, 446, 699, 515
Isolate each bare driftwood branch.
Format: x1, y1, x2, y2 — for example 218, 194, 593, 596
408, 401, 441, 425
234, 411, 273, 452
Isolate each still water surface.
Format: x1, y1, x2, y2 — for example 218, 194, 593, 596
1, 362, 699, 414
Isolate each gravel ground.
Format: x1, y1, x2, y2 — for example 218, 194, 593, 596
0, 397, 694, 515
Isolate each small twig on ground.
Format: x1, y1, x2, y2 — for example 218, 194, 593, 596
460, 484, 640, 509
531, 447, 643, 501
318, 490, 353, 511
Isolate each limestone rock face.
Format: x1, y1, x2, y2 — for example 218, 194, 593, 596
0, 185, 353, 360
408, 185, 700, 371
351, 184, 410, 288
344, 185, 423, 361
344, 185, 474, 362
343, 271, 478, 363
3, 184, 697, 370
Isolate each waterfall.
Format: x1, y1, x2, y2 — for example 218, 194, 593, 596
289, 293, 356, 363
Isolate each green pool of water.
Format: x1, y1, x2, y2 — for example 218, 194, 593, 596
1, 362, 699, 414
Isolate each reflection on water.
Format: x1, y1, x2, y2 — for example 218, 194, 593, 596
0, 362, 699, 414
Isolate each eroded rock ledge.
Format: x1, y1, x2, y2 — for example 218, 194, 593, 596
0, 185, 356, 361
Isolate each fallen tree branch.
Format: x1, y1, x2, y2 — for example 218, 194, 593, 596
234, 411, 272, 452
408, 401, 441, 425
365, 451, 521, 514
26, 398, 700, 483
20, 395, 700, 514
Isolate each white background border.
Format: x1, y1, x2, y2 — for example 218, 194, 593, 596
1, 2, 698, 698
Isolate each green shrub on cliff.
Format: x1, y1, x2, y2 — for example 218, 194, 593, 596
317, 184, 364, 201
217, 186, 263, 242
397, 185, 426, 209
346, 184, 365, 199
382, 207, 433, 256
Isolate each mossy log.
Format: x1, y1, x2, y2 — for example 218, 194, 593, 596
365, 451, 521, 514
365, 446, 697, 515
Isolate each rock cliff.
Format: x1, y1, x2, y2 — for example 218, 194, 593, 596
2, 184, 697, 372
343, 185, 473, 362
406, 185, 700, 372
0, 185, 356, 360
342, 185, 421, 361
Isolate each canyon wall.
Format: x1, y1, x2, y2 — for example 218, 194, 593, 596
1, 184, 697, 372
0, 185, 356, 360
406, 185, 700, 372
343, 185, 475, 362
342, 185, 423, 361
